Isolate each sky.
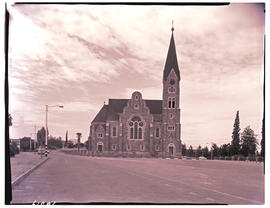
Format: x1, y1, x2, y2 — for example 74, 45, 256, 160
7, 3, 265, 147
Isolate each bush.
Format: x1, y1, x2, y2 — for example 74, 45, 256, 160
10, 142, 19, 157
225, 156, 232, 160
248, 156, 256, 161
232, 155, 238, 160
257, 156, 264, 162
239, 155, 246, 161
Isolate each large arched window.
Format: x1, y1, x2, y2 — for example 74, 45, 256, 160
128, 116, 144, 139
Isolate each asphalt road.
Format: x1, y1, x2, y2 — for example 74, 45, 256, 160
11, 151, 264, 204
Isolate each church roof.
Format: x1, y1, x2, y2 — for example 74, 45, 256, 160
163, 30, 180, 81
92, 104, 108, 122
92, 99, 163, 123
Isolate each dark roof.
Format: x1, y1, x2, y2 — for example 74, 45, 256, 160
107, 99, 129, 120
163, 32, 180, 81
92, 104, 108, 122
145, 100, 162, 114
92, 99, 162, 122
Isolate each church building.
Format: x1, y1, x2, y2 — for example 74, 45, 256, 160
88, 26, 182, 158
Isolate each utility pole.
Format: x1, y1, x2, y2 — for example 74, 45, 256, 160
34, 125, 37, 150
76, 133, 82, 153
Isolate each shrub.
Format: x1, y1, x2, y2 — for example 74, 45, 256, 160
10, 142, 19, 157
239, 155, 246, 161
232, 155, 238, 160
248, 156, 256, 161
225, 156, 232, 160
257, 156, 264, 162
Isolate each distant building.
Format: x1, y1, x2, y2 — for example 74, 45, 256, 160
89, 26, 182, 158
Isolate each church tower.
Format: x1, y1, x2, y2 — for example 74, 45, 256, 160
162, 23, 182, 158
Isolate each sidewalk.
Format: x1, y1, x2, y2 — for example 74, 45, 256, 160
10, 152, 47, 182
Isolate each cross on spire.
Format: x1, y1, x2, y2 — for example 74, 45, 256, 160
171, 20, 174, 32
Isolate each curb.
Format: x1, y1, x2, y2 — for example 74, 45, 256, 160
12, 157, 50, 188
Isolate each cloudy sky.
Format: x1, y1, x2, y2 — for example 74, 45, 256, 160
8, 3, 264, 147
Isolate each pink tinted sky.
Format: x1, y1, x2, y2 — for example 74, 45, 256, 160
8, 3, 264, 147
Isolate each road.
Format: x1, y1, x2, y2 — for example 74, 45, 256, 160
11, 151, 264, 204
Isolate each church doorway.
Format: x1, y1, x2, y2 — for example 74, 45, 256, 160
97, 142, 103, 152
169, 146, 174, 155
168, 143, 175, 157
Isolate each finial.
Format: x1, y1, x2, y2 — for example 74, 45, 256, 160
171, 20, 174, 32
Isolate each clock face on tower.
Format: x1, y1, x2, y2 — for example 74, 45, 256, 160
170, 79, 175, 85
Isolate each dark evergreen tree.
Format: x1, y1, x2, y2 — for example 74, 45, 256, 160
240, 126, 257, 157
65, 130, 68, 147
20, 137, 31, 152
231, 111, 241, 155
181, 144, 187, 156
37, 127, 46, 146
187, 145, 194, 157
220, 143, 230, 157
76, 132, 82, 151
202, 146, 209, 158
196, 145, 202, 157
261, 119, 265, 157
8, 113, 12, 127
211, 143, 219, 157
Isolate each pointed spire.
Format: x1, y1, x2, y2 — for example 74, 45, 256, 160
163, 22, 180, 81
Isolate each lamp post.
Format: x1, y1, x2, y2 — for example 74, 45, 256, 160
45, 105, 64, 157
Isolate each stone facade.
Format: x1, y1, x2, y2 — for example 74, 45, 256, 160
88, 27, 182, 158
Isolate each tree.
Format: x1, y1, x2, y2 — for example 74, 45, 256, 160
220, 143, 230, 157
231, 111, 241, 155
10, 141, 19, 157
211, 143, 219, 158
202, 146, 209, 158
181, 144, 187, 156
20, 137, 31, 152
196, 145, 202, 157
48, 136, 63, 149
65, 130, 68, 147
67, 141, 75, 148
240, 126, 257, 157
187, 145, 194, 157
76, 132, 82, 151
261, 120, 265, 157
8, 114, 12, 127
37, 127, 46, 146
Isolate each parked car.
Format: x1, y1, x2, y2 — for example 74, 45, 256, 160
199, 156, 207, 160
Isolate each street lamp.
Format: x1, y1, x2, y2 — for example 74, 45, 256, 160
45, 105, 64, 157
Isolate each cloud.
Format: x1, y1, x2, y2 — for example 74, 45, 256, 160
8, 4, 264, 145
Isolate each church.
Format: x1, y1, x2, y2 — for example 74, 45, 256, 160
88, 25, 182, 158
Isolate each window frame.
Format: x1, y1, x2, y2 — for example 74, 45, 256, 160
128, 116, 144, 140
167, 125, 175, 131
168, 97, 176, 109
112, 126, 117, 137
155, 127, 160, 138
97, 133, 103, 138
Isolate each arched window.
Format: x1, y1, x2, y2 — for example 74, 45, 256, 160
129, 116, 144, 139
112, 127, 117, 137
155, 128, 160, 137
168, 87, 176, 93
168, 97, 176, 109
